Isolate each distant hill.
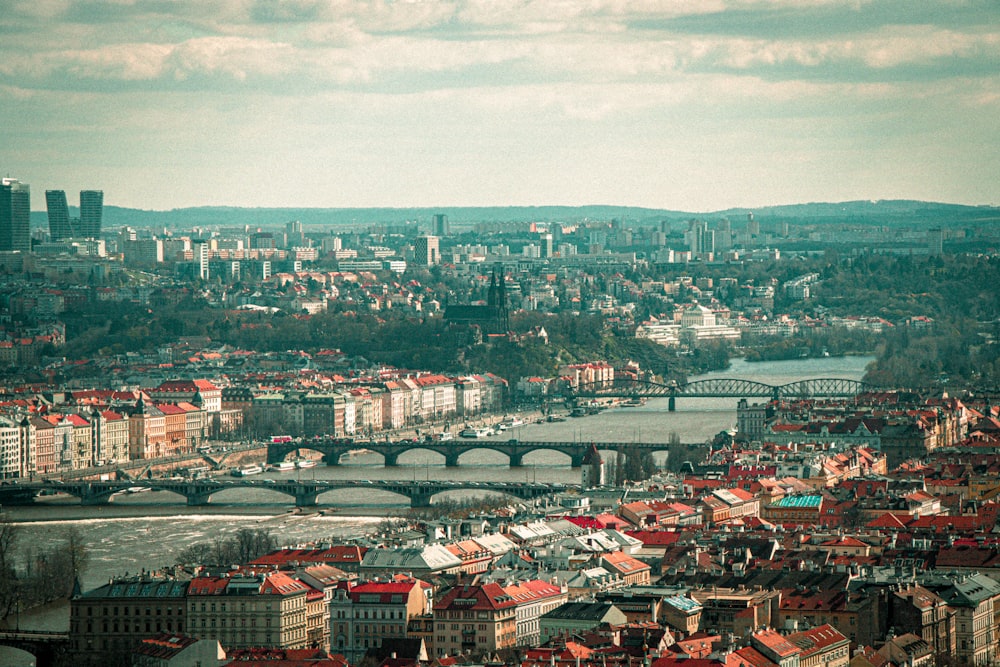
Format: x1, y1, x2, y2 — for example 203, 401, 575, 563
29, 200, 999, 231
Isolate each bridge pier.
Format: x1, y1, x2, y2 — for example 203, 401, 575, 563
322, 453, 341, 466
569, 453, 584, 468
384, 453, 399, 467
186, 492, 214, 506
410, 492, 434, 508
509, 453, 524, 468
295, 491, 319, 506
445, 453, 460, 467
78, 485, 115, 505
668, 396, 675, 412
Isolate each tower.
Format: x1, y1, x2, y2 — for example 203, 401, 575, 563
541, 233, 553, 258
0, 178, 31, 253
414, 235, 439, 266
432, 213, 450, 237
194, 240, 210, 280
285, 220, 304, 248
686, 220, 713, 255
79, 190, 103, 238
485, 267, 510, 333
46, 190, 74, 240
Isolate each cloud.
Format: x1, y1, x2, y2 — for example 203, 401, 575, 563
2, 0, 998, 209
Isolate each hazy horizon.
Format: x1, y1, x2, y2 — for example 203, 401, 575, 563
4, 1, 999, 211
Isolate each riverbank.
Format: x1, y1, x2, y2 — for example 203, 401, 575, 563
3, 500, 409, 524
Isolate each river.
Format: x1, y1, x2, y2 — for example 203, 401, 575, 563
0, 356, 872, 662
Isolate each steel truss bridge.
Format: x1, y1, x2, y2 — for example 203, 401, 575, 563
0, 478, 574, 509
568, 377, 882, 410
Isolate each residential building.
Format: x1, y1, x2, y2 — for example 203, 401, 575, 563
538, 601, 627, 644
329, 577, 432, 661
433, 583, 517, 658
415, 236, 440, 266
502, 579, 568, 647
70, 578, 190, 656
132, 633, 225, 667
923, 572, 1000, 666
0, 416, 21, 479
186, 572, 311, 651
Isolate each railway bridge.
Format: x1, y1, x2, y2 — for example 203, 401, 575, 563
566, 377, 883, 411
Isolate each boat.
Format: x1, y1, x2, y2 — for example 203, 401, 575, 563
232, 465, 263, 477
270, 461, 296, 472
460, 426, 491, 438
295, 459, 317, 469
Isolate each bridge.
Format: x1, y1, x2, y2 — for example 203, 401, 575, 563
567, 377, 882, 410
0, 478, 575, 508
0, 630, 70, 667
269, 439, 684, 468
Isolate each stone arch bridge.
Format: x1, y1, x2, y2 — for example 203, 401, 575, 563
2, 478, 574, 508
268, 439, 682, 468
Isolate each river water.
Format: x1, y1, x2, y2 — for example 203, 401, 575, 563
0, 356, 872, 661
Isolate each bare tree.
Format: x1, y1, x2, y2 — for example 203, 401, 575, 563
0, 514, 18, 617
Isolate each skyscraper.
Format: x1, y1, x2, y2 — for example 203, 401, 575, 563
414, 235, 439, 266
686, 219, 714, 255
0, 178, 31, 253
47, 189, 103, 240
79, 190, 103, 238
46, 190, 74, 240
285, 220, 304, 248
541, 233, 553, 258
432, 213, 450, 237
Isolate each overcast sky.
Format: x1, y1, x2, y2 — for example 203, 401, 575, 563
2, 0, 998, 212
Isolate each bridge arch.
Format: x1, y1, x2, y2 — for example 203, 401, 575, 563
516, 445, 575, 466
449, 444, 520, 467
110, 487, 189, 505
0, 631, 69, 667
393, 447, 448, 466
199, 485, 298, 505
313, 485, 414, 506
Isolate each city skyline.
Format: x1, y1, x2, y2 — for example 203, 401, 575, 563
2, 1, 998, 212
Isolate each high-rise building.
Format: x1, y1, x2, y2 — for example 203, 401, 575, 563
285, 220, 304, 248
686, 220, 714, 255
432, 213, 450, 236
541, 233, 553, 258
0, 178, 31, 253
415, 235, 439, 266
714, 218, 733, 252
927, 228, 944, 255
46, 190, 74, 240
79, 190, 103, 238
47, 189, 103, 240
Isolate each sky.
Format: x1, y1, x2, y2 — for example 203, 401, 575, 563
2, 0, 999, 212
